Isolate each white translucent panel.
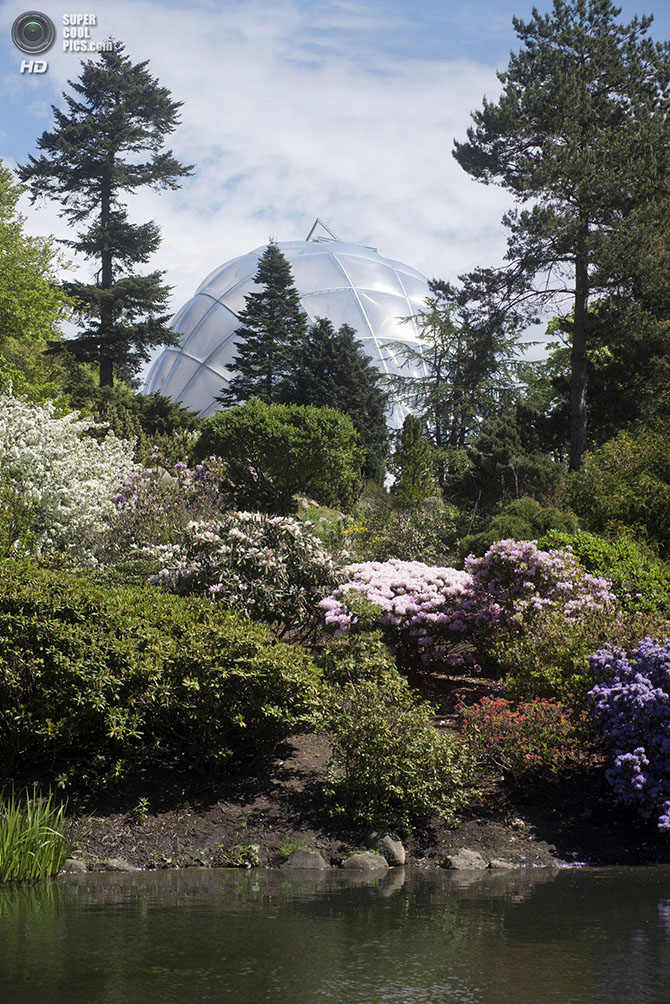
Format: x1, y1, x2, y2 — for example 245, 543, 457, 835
171, 294, 217, 336
180, 301, 239, 359
145, 238, 430, 427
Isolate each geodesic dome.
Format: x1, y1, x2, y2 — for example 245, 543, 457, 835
144, 234, 430, 425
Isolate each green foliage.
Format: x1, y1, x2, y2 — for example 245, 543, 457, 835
284, 318, 390, 482
452, 0, 670, 469
0, 563, 323, 786
562, 425, 670, 556
460, 696, 591, 780
348, 496, 464, 564
325, 674, 474, 832
386, 287, 522, 486
194, 399, 363, 513
389, 414, 439, 505
460, 412, 565, 515
218, 240, 308, 406
0, 162, 75, 400
460, 496, 579, 560
538, 529, 670, 615
0, 789, 77, 883
63, 379, 201, 464
218, 843, 261, 868
317, 630, 399, 687
493, 607, 669, 709
18, 42, 192, 387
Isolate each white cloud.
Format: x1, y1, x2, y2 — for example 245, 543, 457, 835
3, 0, 515, 325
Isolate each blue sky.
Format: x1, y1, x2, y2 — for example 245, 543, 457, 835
1, 0, 670, 358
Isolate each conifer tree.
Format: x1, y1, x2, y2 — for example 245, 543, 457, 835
285, 317, 390, 481
218, 240, 308, 406
390, 414, 439, 506
18, 41, 192, 387
452, 0, 670, 470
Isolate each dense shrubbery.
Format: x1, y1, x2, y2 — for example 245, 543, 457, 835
538, 530, 670, 616
193, 399, 363, 513
347, 497, 463, 564
326, 671, 474, 832
589, 639, 670, 830
460, 696, 590, 779
0, 392, 136, 554
0, 563, 323, 785
563, 425, 670, 557
459, 496, 579, 559
320, 559, 493, 667
465, 539, 616, 630
95, 453, 229, 561
152, 511, 341, 637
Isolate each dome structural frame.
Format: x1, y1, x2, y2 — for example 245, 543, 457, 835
144, 226, 430, 426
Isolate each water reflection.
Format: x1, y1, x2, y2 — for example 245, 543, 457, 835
1, 866, 670, 1003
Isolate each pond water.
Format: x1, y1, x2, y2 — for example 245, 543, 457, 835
1, 865, 670, 1003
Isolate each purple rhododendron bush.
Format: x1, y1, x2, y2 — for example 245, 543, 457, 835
320, 540, 618, 672
589, 640, 670, 830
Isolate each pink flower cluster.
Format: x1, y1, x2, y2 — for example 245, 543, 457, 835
319, 559, 497, 664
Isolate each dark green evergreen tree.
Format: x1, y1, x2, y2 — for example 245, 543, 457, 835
18, 41, 192, 387
218, 240, 308, 406
389, 414, 439, 506
387, 282, 522, 489
284, 317, 390, 482
452, 0, 670, 470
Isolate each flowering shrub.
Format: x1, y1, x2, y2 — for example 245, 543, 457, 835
465, 539, 616, 631
588, 639, 670, 830
460, 695, 590, 778
0, 392, 136, 553
151, 511, 341, 636
97, 453, 230, 559
320, 559, 496, 665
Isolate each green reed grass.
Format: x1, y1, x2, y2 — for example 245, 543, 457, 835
0, 789, 76, 883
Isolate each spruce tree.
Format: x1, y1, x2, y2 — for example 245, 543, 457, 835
452, 0, 670, 470
285, 317, 390, 482
390, 414, 439, 506
18, 41, 192, 387
218, 240, 308, 406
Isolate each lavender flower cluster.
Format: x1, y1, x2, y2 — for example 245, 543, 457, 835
320, 540, 617, 667
588, 639, 670, 830
466, 539, 616, 630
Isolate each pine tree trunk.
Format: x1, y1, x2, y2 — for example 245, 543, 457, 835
100, 355, 114, 387
99, 173, 114, 388
569, 251, 589, 471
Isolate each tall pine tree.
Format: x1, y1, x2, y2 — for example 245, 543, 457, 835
18, 41, 192, 387
218, 240, 307, 406
284, 317, 390, 482
452, 0, 670, 469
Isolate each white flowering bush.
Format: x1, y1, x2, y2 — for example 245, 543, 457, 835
150, 511, 342, 636
0, 392, 137, 553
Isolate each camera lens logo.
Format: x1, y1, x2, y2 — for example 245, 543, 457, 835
11, 11, 55, 54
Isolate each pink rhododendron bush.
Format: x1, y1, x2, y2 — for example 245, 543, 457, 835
320, 540, 618, 671
320, 559, 496, 666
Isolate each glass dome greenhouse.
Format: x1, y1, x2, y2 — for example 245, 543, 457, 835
144, 231, 430, 425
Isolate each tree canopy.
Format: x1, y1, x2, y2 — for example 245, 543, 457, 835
0, 162, 74, 399
453, 0, 670, 469
218, 240, 308, 407
284, 317, 390, 482
18, 41, 192, 387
